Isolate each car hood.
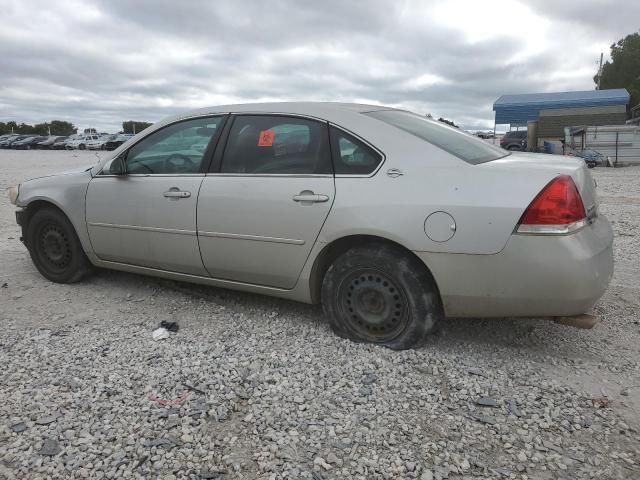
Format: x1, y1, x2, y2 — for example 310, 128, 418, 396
21, 166, 94, 184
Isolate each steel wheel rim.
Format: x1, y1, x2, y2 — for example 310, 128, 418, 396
38, 223, 72, 271
337, 268, 409, 343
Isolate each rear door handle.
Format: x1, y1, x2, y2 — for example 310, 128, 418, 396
163, 189, 191, 199
292, 193, 329, 203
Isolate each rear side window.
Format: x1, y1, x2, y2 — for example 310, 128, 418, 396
365, 110, 509, 165
221, 115, 331, 174
330, 127, 383, 175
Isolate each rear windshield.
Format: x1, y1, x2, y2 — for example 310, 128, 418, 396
364, 110, 509, 164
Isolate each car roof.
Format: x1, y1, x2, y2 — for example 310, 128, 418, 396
161, 102, 396, 126
195, 102, 393, 115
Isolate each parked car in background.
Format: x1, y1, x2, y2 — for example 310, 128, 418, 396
7, 102, 613, 350
36, 136, 64, 149
87, 134, 116, 150
1, 134, 29, 148
9, 136, 36, 149
12, 136, 49, 149
0, 134, 19, 144
50, 137, 70, 149
500, 130, 528, 150
66, 135, 100, 150
475, 131, 494, 139
60, 135, 82, 150
104, 134, 134, 151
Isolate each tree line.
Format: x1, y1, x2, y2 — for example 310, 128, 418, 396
0, 120, 77, 136
0, 120, 154, 136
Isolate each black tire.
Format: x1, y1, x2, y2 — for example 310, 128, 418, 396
79, 144, 86, 150
26, 207, 93, 283
321, 243, 441, 350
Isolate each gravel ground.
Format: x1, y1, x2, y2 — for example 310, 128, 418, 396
1, 150, 639, 480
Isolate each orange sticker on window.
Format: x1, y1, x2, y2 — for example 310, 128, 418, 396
257, 130, 274, 147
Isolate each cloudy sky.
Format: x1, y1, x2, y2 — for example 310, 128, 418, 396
1, 0, 638, 132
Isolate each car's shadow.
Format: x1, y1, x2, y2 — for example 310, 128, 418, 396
93, 269, 602, 359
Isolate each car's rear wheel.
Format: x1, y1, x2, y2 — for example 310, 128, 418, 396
79, 144, 86, 150
26, 207, 93, 283
321, 243, 441, 350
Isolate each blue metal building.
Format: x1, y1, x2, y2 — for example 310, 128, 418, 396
493, 89, 630, 128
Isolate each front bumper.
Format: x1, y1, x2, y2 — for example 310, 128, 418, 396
15, 208, 25, 227
416, 216, 614, 318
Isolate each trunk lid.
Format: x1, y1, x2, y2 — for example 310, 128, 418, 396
481, 152, 598, 219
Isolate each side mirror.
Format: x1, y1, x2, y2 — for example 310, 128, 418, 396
109, 154, 127, 175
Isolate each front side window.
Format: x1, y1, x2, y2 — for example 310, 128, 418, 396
365, 110, 509, 165
122, 116, 224, 174
221, 115, 331, 174
330, 127, 383, 175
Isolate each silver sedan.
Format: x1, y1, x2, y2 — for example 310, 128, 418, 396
8, 103, 614, 349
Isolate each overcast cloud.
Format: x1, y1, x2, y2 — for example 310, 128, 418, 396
1, 0, 638, 132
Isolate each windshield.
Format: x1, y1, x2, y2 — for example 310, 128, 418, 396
364, 110, 509, 165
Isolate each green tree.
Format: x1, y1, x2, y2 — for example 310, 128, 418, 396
48, 121, 77, 135
596, 32, 640, 108
17, 123, 35, 134
0, 120, 77, 135
33, 123, 51, 135
122, 121, 153, 134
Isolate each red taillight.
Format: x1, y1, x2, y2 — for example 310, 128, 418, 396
517, 175, 586, 234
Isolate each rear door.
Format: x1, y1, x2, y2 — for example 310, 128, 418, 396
197, 114, 335, 288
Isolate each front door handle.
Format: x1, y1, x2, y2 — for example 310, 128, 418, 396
292, 191, 329, 203
163, 189, 191, 199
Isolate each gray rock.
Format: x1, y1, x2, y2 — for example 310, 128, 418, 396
470, 412, 497, 425
420, 471, 433, 480
35, 415, 58, 425
144, 438, 177, 449
39, 438, 61, 456
362, 373, 378, 385
10, 422, 26, 433
507, 399, 522, 417
475, 397, 499, 408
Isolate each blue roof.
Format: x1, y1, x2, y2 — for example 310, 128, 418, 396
493, 89, 629, 126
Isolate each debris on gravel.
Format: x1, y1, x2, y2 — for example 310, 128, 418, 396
1, 151, 640, 479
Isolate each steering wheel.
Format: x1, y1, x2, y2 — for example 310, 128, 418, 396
164, 153, 197, 173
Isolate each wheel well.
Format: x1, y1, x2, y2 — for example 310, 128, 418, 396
21, 200, 66, 235
309, 234, 440, 304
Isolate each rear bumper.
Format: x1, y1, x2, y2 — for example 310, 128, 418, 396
415, 216, 614, 318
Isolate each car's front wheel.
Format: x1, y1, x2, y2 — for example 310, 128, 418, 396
26, 207, 93, 283
321, 243, 441, 350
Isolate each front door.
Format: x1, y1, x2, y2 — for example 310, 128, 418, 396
197, 114, 335, 288
86, 115, 226, 275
